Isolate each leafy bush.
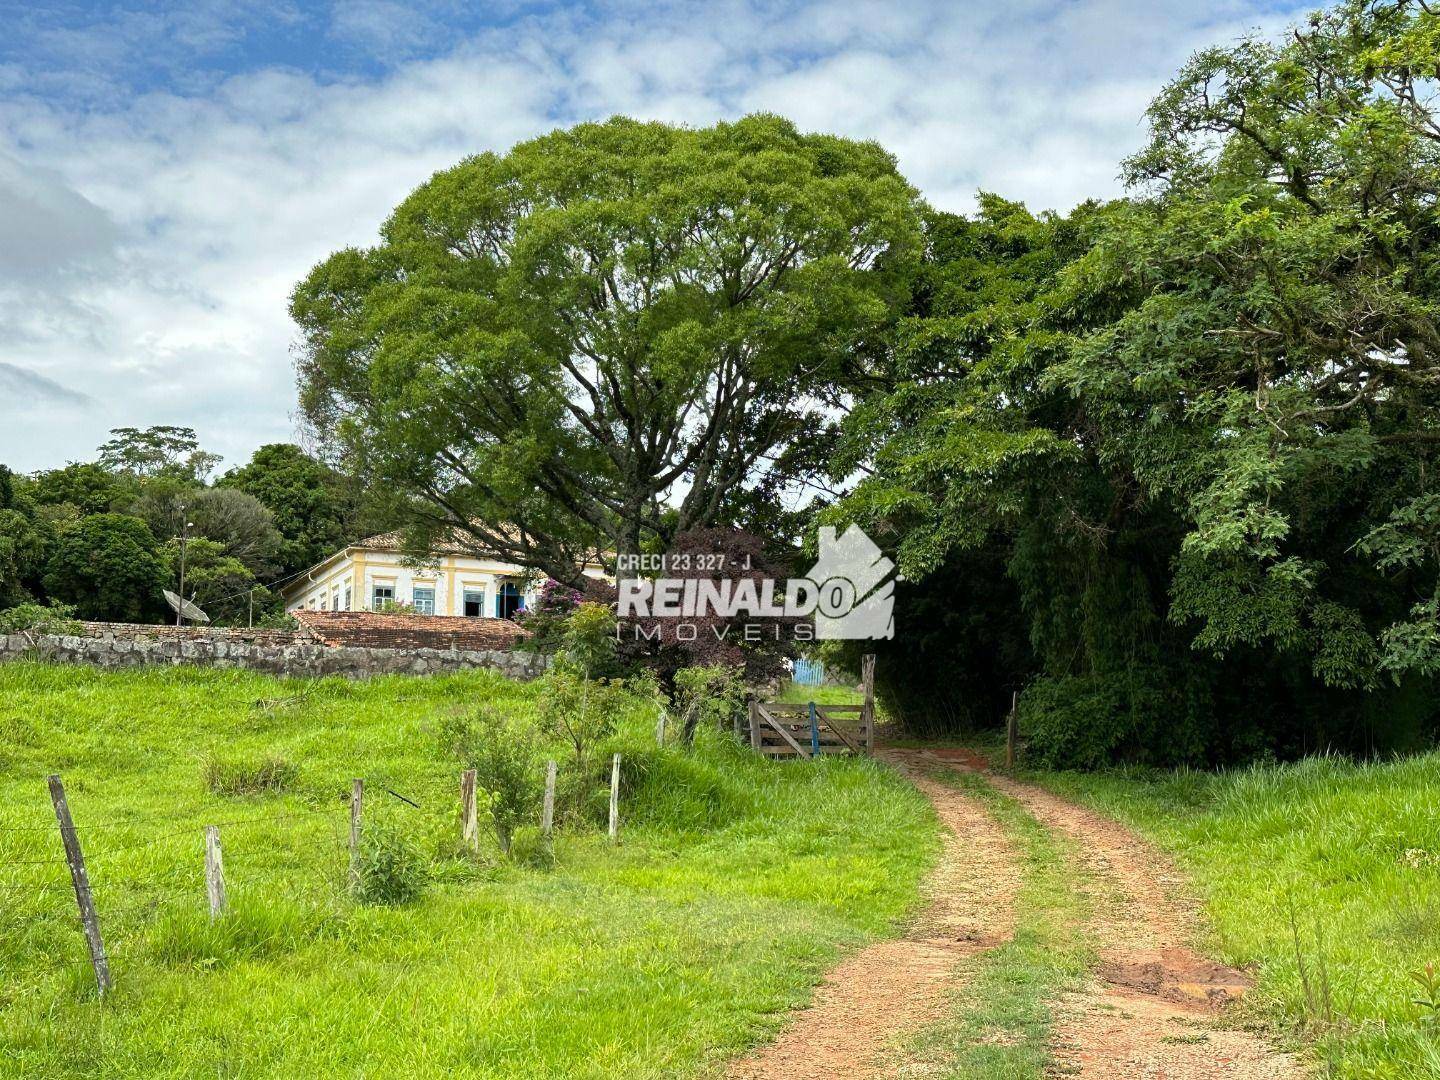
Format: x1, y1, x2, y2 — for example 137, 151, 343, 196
516, 578, 584, 655
201, 752, 300, 796
0, 601, 82, 636
537, 669, 627, 771
353, 822, 429, 905
560, 602, 619, 677
1018, 667, 1213, 769
673, 664, 746, 745
440, 706, 540, 855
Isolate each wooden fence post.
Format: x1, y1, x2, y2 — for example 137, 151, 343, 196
608, 753, 621, 844
204, 825, 226, 919
542, 760, 557, 837
348, 778, 364, 890
861, 653, 876, 755
460, 769, 479, 853
47, 774, 111, 996
1005, 691, 1018, 770
655, 709, 667, 747
748, 696, 760, 750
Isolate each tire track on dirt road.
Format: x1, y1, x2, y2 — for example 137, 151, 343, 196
976, 764, 1304, 1079
727, 748, 1022, 1080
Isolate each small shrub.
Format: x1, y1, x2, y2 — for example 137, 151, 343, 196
353, 822, 429, 905
443, 706, 540, 855
537, 669, 625, 772
201, 752, 300, 796
559, 602, 619, 677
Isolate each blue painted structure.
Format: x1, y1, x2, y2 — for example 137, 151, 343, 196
793, 658, 825, 685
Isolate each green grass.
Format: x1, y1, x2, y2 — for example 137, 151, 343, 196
893, 768, 1090, 1078
1031, 754, 1440, 1079
0, 663, 939, 1078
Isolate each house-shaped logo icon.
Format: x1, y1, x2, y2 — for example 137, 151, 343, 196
805, 525, 895, 640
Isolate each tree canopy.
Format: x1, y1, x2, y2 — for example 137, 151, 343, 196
826, 0, 1440, 763
292, 113, 923, 583
218, 443, 365, 575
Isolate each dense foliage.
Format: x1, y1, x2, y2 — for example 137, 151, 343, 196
291, 114, 923, 582
1, 431, 388, 626
828, 0, 1440, 762
11, 0, 1440, 766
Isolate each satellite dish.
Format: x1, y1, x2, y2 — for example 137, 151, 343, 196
163, 589, 210, 624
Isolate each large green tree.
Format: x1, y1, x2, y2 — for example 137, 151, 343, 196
97, 426, 220, 483
218, 444, 362, 575
0, 469, 53, 609
830, 0, 1440, 763
292, 114, 921, 583
28, 462, 134, 516
43, 514, 168, 623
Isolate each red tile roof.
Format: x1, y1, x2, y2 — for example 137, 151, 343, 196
352, 529, 505, 558
293, 610, 529, 651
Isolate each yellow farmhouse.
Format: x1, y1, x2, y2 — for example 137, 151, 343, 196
280, 531, 605, 619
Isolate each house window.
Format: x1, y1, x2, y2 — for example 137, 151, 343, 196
342, 587, 351, 611
412, 586, 435, 615
496, 580, 523, 620
331, 592, 340, 611
463, 589, 485, 618
372, 585, 395, 610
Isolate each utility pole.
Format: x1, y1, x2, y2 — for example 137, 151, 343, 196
248, 588, 254, 629
176, 505, 193, 626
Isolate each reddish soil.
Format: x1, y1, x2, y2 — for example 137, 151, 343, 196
727, 748, 1303, 1080
726, 748, 1021, 1080
981, 765, 1304, 1078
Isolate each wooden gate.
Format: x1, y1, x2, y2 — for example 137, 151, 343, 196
748, 655, 875, 759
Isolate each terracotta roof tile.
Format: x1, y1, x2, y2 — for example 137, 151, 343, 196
292, 610, 529, 651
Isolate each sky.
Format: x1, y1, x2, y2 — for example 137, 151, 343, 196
0, 0, 1309, 474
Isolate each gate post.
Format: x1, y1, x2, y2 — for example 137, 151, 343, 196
861, 654, 876, 754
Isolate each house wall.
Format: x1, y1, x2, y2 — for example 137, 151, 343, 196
284, 550, 537, 617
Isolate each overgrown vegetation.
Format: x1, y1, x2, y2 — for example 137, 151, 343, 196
12, 0, 1440, 770
0, 663, 936, 1076
0, 433, 390, 628
199, 751, 300, 796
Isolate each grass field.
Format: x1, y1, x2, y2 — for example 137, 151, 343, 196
1035, 755, 1440, 1079
0, 663, 938, 1078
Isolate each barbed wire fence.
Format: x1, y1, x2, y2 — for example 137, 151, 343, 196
1, 755, 625, 996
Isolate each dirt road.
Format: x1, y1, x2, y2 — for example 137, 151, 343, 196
730, 748, 1304, 1080
727, 751, 1022, 1080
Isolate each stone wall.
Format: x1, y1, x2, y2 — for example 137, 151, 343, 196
0, 632, 547, 681
77, 622, 312, 646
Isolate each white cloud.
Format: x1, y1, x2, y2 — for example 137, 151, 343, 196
0, 0, 1308, 472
